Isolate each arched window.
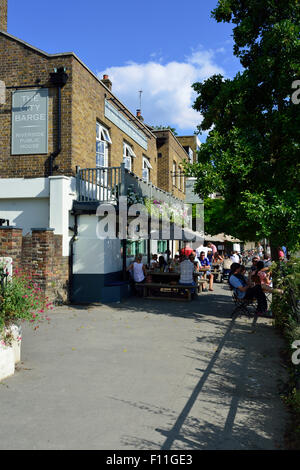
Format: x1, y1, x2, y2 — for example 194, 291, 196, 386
142, 156, 152, 182
96, 123, 111, 167
123, 142, 136, 171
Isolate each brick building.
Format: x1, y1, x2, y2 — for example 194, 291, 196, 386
0, 0, 200, 302
176, 135, 201, 165
152, 129, 188, 200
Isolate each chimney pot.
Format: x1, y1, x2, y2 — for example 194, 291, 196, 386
101, 74, 112, 91
136, 109, 144, 122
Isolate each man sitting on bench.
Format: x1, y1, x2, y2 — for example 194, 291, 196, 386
229, 263, 268, 316
179, 255, 196, 294
199, 251, 214, 292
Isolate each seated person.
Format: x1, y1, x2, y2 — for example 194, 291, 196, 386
189, 253, 200, 272
179, 255, 196, 293
207, 249, 214, 264
199, 251, 214, 291
170, 254, 180, 272
237, 265, 249, 285
252, 261, 283, 294
150, 254, 158, 269
213, 251, 223, 264
263, 253, 272, 268
229, 263, 268, 315
126, 254, 147, 296
158, 255, 168, 272
250, 256, 260, 272
223, 255, 232, 276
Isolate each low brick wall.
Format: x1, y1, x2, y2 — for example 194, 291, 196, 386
0, 226, 69, 303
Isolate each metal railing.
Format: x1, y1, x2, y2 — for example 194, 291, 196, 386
123, 169, 185, 209
76, 166, 122, 202
76, 163, 185, 210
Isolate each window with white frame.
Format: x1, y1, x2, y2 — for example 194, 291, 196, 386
188, 148, 193, 164
178, 165, 182, 190
123, 142, 136, 171
142, 156, 152, 182
172, 162, 176, 186
96, 122, 111, 167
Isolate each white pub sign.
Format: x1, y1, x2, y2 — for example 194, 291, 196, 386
11, 88, 48, 155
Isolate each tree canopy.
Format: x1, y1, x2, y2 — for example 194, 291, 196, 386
187, 0, 300, 253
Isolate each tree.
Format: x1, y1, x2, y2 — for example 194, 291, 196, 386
187, 0, 300, 257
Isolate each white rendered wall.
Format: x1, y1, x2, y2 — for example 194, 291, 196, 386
0, 198, 49, 235
73, 214, 122, 275
0, 177, 76, 256
49, 176, 76, 256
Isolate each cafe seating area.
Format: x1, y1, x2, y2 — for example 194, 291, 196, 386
139, 269, 208, 302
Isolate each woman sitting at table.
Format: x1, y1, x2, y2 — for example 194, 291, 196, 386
158, 255, 168, 272
170, 254, 180, 272
251, 261, 283, 294
189, 253, 200, 272
213, 251, 223, 263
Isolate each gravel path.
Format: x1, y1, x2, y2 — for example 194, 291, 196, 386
0, 283, 289, 450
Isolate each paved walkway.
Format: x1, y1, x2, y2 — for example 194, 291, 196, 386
0, 283, 289, 450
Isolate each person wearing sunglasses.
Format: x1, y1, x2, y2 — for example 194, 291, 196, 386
199, 251, 214, 291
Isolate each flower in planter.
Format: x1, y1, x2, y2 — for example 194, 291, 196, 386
0, 266, 52, 347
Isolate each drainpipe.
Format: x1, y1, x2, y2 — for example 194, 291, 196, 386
49, 86, 61, 176
49, 67, 68, 176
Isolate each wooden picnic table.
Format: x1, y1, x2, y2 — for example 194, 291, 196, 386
144, 270, 207, 298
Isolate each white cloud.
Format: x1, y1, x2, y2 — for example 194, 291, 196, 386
97, 48, 224, 134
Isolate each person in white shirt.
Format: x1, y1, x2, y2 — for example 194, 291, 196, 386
127, 254, 147, 295
150, 254, 158, 269
230, 251, 240, 264
179, 256, 196, 292
196, 245, 211, 259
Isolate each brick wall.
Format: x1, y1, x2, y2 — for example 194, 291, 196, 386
153, 129, 188, 200
0, 32, 158, 184
0, 226, 69, 303
177, 136, 199, 164
71, 60, 158, 185
0, 226, 22, 270
0, 0, 7, 31
0, 33, 73, 177
0, 31, 198, 199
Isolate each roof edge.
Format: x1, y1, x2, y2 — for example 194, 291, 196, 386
0, 31, 157, 140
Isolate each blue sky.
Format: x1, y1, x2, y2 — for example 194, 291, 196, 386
8, 0, 241, 139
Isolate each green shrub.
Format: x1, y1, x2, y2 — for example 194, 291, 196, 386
272, 257, 300, 449
0, 265, 52, 346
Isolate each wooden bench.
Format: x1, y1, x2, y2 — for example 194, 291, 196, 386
140, 282, 196, 301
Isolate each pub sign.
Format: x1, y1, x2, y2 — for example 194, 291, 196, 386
11, 88, 48, 155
